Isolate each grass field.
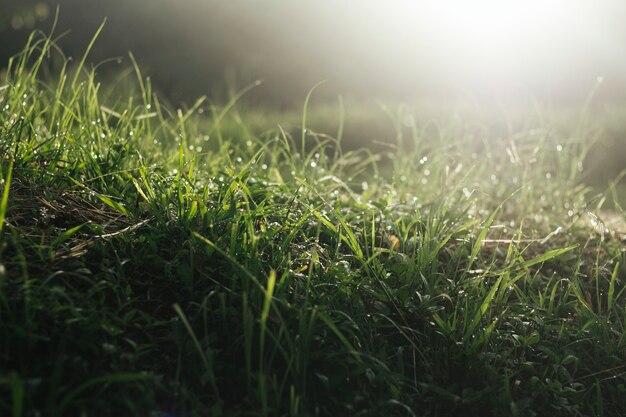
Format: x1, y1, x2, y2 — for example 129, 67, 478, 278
2, 32, 626, 417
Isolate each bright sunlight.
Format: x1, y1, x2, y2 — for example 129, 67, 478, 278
362, 0, 612, 92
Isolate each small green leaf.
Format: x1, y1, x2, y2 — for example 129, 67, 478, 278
96, 194, 129, 216
51, 223, 86, 246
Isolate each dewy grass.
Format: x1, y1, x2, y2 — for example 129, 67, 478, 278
1, 31, 626, 417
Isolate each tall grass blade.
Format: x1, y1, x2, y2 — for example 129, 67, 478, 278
607, 262, 620, 312
466, 208, 499, 274
465, 274, 504, 341
173, 303, 220, 398
0, 160, 13, 234
9, 372, 24, 417
300, 80, 327, 157
520, 245, 578, 269
56, 373, 152, 416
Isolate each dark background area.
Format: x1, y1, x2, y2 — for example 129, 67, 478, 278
2, 0, 626, 187
3, 0, 626, 107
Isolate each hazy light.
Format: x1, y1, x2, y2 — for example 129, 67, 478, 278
352, 0, 610, 95
25, 0, 622, 102
418, 1, 572, 55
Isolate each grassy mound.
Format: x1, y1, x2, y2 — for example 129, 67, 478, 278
2, 32, 626, 417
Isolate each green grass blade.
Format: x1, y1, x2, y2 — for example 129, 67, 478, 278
56, 372, 152, 415
261, 270, 277, 326
173, 303, 219, 398
51, 223, 86, 247
521, 244, 578, 269
319, 312, 363, 363
0, 159, 13, 234
465, 274, 504, 340
300, 80, 327, 157
192, 232, 264, 291
95, 194, 129, 216
607, 261, 620, 312
466, 208, 499, 274
70, 19, 106, 90
9, 372, 24, 417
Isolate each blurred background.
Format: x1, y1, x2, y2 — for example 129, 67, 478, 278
2, 0, 626, 186
2, 0, 626, 105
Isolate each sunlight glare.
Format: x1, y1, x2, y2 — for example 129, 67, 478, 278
362, 0, 597, 93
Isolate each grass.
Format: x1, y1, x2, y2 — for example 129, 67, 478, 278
2, 30, 626, 417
